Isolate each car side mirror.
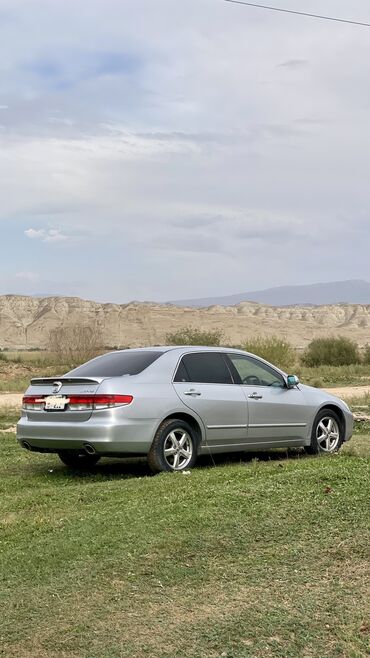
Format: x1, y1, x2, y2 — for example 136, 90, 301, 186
287, 374, 300, 389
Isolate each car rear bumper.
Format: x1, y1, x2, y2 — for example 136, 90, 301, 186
16, 415, 158, 456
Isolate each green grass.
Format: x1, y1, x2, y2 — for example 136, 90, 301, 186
0, 351, 69, 365
347, 394, 370, 436
0, 408, 20, 430
0, 376, 35, 393
0, 359, 72, 393
0, 420, 369, 658
298, 364, 370, 388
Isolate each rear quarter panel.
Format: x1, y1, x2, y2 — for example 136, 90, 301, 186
96, 378, 206, 443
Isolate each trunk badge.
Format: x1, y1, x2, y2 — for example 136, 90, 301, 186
52, 381, 62, 394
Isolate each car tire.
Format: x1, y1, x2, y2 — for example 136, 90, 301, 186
148, 419, 198, 473
306, 409, 343, 455
58, 450, 101, 468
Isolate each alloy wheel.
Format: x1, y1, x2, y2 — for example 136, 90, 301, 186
316, 416, 340, 452
163, 429, 193, 471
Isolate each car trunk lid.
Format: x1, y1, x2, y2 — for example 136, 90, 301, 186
23, 377, 104, 423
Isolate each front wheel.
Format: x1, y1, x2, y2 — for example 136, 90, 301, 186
58, 450, 101, 468
148, 419, 197, 473
306, 410, 343, 455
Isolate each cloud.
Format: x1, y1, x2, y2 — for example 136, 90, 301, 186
15, 271, 39, 281
0, 0, 369, 302
24, 228, 45, 239
25, 228, 68, 242
277, 59, 308, 69
152, 208, 307, 256
44, 229, 68, 243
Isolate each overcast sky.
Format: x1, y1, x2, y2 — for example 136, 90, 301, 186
1, 0, 370, 302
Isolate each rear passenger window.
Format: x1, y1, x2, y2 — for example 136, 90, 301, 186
174, 360, 190, 382
175, 353, 233, 384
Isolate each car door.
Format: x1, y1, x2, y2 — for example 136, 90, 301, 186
172, 352, 248, 447
226, 353, 310, 446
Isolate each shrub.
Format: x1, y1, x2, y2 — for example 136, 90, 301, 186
48, 324, 103, 367
166, 327, 224, 346
241, 336, 296, 372
363, 345, 370, 364
302, 336, 360, 367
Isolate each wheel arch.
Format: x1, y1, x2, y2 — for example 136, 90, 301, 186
317, 404, 346, 436
155, 411, 204, 451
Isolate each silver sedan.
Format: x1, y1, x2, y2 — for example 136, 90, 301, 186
17, 346, 353, 472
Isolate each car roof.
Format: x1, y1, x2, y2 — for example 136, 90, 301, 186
112, 346, 245, 354
73, 345, 288, 382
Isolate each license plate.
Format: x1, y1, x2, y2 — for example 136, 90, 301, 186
44, 395, 70, 411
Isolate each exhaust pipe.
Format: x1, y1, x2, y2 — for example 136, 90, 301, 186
22, 441, 32, 451
83, 443, 96, 456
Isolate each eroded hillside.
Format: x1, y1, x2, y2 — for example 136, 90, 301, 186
1, 295, 370, 349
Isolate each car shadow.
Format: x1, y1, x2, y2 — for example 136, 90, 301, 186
48, 447, 308, 481
49, 456, 152, 480
197, 447, 307, 468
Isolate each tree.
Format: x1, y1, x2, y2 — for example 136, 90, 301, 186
49, 324, 103, 366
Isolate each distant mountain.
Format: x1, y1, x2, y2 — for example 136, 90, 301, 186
171, 280, 370, 307
2, 293, 370, 350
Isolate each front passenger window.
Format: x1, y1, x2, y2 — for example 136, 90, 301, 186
228, 354, 285, 388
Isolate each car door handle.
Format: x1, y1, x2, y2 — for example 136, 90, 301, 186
248, 392, 263, 400
184, 390, 202, 397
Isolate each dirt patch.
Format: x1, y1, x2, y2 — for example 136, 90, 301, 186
0, 394, 22, 408
324, 385, 370, 400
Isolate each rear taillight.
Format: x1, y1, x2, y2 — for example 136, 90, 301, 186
68, 395, 133, 410
22, 396, 45, 410
22, 394, 133, 411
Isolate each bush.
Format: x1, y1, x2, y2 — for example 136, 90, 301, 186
166, 327, 224, 346
241, 336, 296, 372
363, 345, 370, 364
48, 324, 103, 367
302, 337, 360, 367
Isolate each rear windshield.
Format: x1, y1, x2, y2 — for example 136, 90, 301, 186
66, 351, 163, 378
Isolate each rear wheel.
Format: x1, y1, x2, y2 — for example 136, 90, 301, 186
148, 419, 197, 473
58, 450, 101, 468
306, 409, 343, 455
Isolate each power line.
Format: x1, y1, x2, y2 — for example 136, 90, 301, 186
224, 0, 370, 28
